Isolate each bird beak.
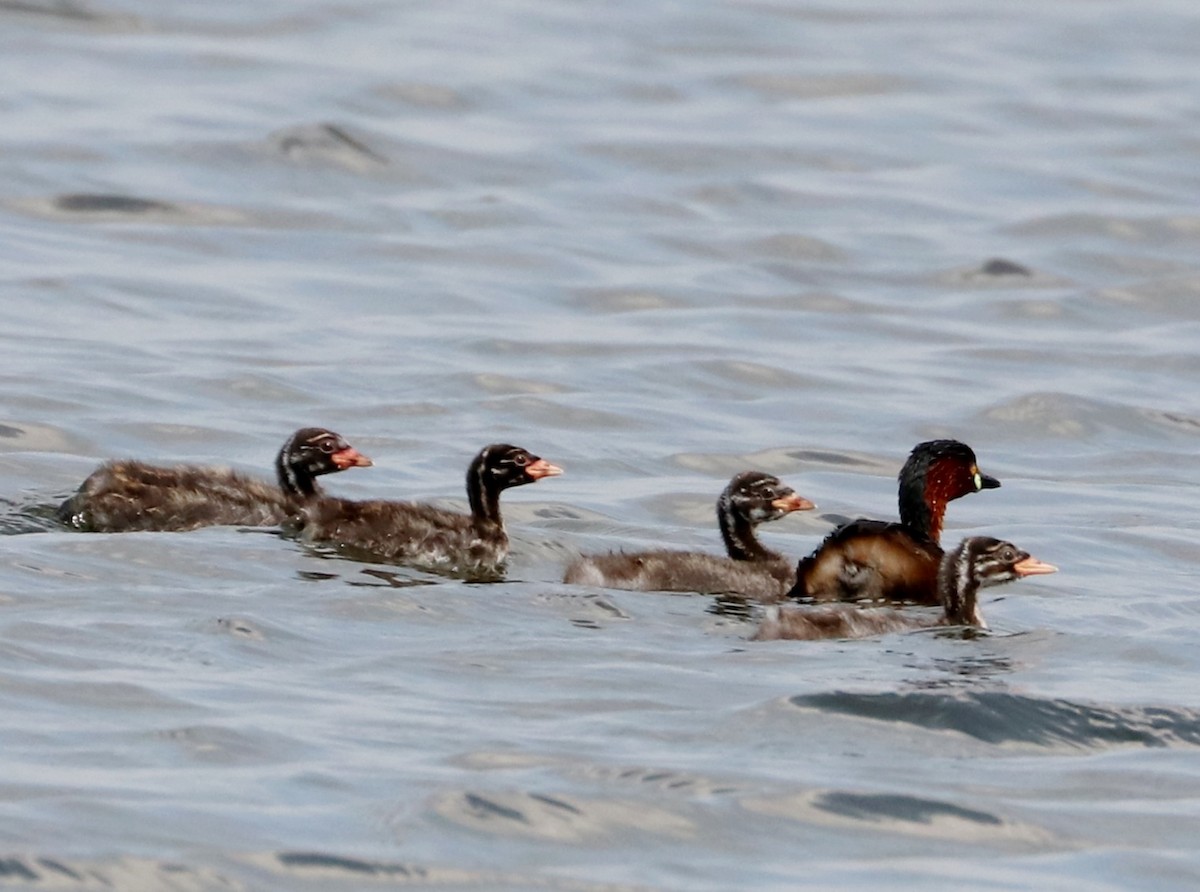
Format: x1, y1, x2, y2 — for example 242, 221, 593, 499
331, 446, 373, 469
1013, 555, 1057, 577
978, 472, 1001, 490
526, 459, 563, 480
773, 494, 815, 513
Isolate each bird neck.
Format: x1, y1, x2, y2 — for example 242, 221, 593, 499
276, 436, 320, 500
718, 498, 778, 562
937, 546, 984, 627
899, 467, 948, 543
467, 456, 504, 531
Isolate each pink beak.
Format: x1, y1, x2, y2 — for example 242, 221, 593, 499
331, 446, 373, 470
526, 458, 563, 480
1013, 555, 1057, 577
773, 493, 815, 513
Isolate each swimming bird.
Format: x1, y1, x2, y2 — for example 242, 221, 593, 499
295, 443, 561, 575
755, 536, 1056, 640
788, 439, 999, 604
563, 471, 813, 599
57, 427, 371, 532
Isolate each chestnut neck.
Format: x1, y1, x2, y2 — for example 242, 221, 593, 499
898, 458, 958, 543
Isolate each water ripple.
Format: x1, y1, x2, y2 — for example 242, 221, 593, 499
739, 787, 1055, 848
791, 690, 1200, 749
431, 789, 695, 842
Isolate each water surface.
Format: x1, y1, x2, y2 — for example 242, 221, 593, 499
2, 0, 1200, 888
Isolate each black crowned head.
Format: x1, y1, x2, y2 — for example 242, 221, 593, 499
898, 439, 1001, 542
719, 471, 815, 525
470, 444, 562, 491
277, 427, 372, 497
466, 444, 562, 527
938, 535, 1057, 627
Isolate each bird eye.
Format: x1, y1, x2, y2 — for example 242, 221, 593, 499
1000, 547, 1016, 562
512, 453, 529, 467
318, 439, 336, 454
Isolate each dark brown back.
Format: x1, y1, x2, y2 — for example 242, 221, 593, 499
790, 519, 941, 604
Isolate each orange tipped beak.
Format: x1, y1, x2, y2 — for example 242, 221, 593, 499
526, 458, 563, 480
1013, 555, 1057, 577
773, 494, 815, 513
331, 446, 373, 470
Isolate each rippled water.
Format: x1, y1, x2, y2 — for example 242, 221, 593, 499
4, 0, 1200, 888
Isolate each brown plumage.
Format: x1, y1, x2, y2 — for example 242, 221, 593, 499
755, 536, 1056, 641
563, 471, 814, 598
788, 439, 999, 604
57, 427, 371, 533
295, 443, 562, 576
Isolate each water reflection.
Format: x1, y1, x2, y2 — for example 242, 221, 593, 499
903, 650, 1018, 692
0, 497, 66, 535
346, 568, 439, 589
707, 593, 756, 620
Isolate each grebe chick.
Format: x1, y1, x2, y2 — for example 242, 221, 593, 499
789, 439, 999, 604
563, 471, 814, 599
755, 536, 1056, 641
57, 427, 371, 533
296, 443, 561, 575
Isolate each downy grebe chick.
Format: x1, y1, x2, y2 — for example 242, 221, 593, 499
563, 471, 814, 599
295, 443, 562, 575
788, 439, 1000, 604
57, 427, 372, 533
755, 536, 1056, 641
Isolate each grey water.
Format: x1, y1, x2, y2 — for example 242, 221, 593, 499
2, 0, 1200, 888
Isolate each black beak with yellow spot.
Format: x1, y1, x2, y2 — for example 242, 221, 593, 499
973, 466, 1001, 491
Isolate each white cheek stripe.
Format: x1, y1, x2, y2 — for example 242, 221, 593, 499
280, 430, 301, 494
